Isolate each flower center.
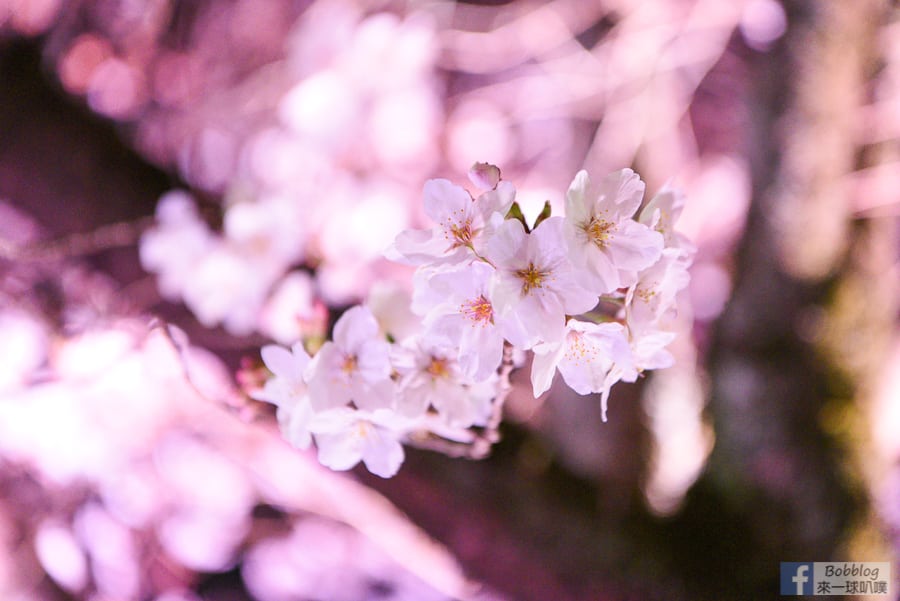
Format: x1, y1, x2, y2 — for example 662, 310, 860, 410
444, 209, 475, 248
461, 295, 493, 325
636, 287, 657, 303
564, 332, 599, 365
341, 354, 358, 375
354, 420, 373, 440
450, 221, 473, 245
426, 356, 450, 379
586, 217, 616, 248
515, 262, 549, 294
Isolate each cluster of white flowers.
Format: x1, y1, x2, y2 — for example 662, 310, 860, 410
252, 164, 694, 478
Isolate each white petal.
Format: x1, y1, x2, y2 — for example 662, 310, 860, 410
565, 170, 593, 225
352, 378, 396, 412
386, 228, 448, 265
361, 431, 405, 478
608, 220, 664, 273
315, 431, 364, 471
260, 345, 295, 379
283, 398, 314, 450
458, 324, 504, 381
531, 342, 565, 397
476, 180, 516, 220
333, 306, 380, 353
422, 179, 472, 224
485, 218, 527, 270
355, 339, 392, 382
598, 168, 645, 220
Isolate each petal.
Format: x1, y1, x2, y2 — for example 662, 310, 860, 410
484, 218, 528, 270
564, 170, 593, 225
333, 305, 380, 353
458, 325, 504, 381
315, 431, 364, 471
608, 220, 664, 272
283, 397, 314, 450
476, 180, 516, 220
528, 216, 567, 265
362, 430, 405, 478
352, 378, 395, 412
260, 344, 295, 379
531, 342, 565, 397
468, 162, 501, 191
489, 270, 525, 316
355, 339, 392, 382
306, 344, 352, 410
639, 186, 685, 240
386, 228, 449, 265
597, 168, 645, 220
422, 178, 472, 224
520, 293, 567, 345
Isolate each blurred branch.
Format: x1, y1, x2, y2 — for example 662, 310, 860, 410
0, 217, 152, 262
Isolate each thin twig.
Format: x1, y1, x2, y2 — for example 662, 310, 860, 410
0, 217, 154, 262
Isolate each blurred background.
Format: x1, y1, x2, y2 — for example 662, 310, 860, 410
1, 0, 898, 599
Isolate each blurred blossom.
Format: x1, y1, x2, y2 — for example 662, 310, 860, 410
258, 271, 325, 346
3, 0, 61, 35
678, 155, 751, 249
158, 509, 247, 572
446, 100, 514, 173
180, 127, 240, 193
739, 0, 788, 52
86, 56, 145, 120
74, 504, 141, 599
243, 517, 453, 601
34, 521, 88, 594
154, 434, 254, 521
0, 309, 48, 393
58, 34, 114, 95
872, 337, 900, 462
688, 261, 732, 322
642, 339, 713, 515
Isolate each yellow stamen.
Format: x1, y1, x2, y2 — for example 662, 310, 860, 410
461, 295, 493, 325
586, 217, 616, 248
636, 288, 657, 303
515, 262, 549, 294
341, 354, 358, 375
426, 356, 450, 379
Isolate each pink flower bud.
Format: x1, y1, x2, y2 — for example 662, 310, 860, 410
467, 162, 501, 191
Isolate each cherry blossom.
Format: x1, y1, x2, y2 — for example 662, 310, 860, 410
639, 185, 695, 256
138, 191, 214, 302
417, 261, 505, 381
252, 343, 314, 450
305, 306, 394, 412
392, 339, 494, 428
251, 164, 694, 476
388, 178, 515, 266
563, 169, 664, 294
531, 320, 633, 423
309, 408, 410, 478
625, 248, 692, 330
486, 216, 597, 348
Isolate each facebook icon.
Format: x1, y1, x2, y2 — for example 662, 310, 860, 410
780, 563, 814, 595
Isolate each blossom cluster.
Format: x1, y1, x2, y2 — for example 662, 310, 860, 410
138, 7, 441, 342
252, 164, 694, 478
